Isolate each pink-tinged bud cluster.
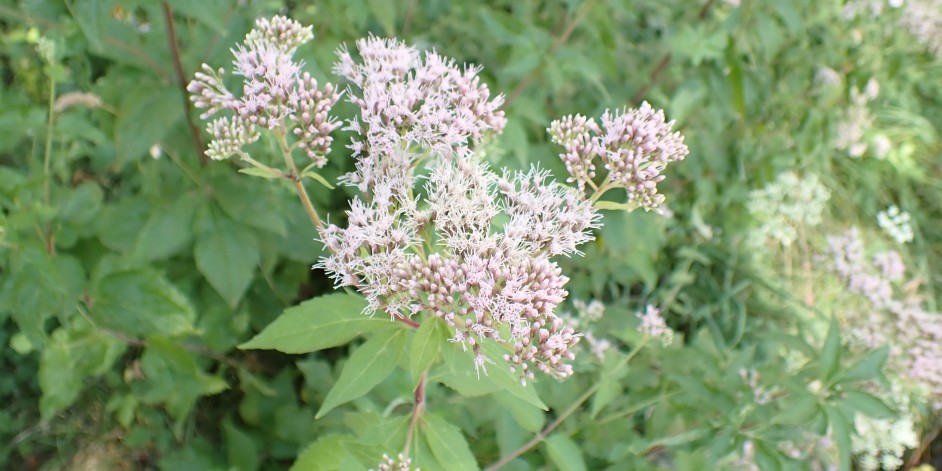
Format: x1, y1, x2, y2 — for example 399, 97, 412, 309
206, 116, 262, 161
317, 160, 597, 381
187, 16, 340, 163
333, 36, 506, 191
827, 228, 942, 406
548, 102, 689, 210
370, 453, 416, 471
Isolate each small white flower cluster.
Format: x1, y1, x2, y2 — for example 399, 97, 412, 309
827, 228, 942, 406
636, 304, 673, 346
842, 0, 905, 19
877, 205, 914, 244
899, 0, 942, 58
747, 172, 831, 247
834, 79, 880, 158
853, 412, 918, 471
548, 102, 689, 211
187, 16, 341, 163
370, 453, 418, 471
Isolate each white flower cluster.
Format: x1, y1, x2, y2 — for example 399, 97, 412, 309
834, 79, 880, 158
877, 205, 914, 244
562, 299, 609, 360
747, 172, 831, 247
853, 412, 918, 471
370, 453, 419, 471
899, 0, 942, 58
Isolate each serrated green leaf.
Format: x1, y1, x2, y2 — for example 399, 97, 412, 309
241, 293, 396, 353
316, 330, 406, 418
0, 247, 84, 341
115, 86, 181, 163
164, 0, 229, 32
291, 435, 349, 471
39, 317, 126, 420
91, 268, 196, 338
841, 390, 895, 420
136, 337, 228, 429
423, 413, 478, 471
839, 345, 889, 384
544, 434, 586, 471
341, 439, 389, 468
194, 215, 259, 307
131, 193, 198, 261
59, 182, 103, 225
590, 377, 621, 418
410, 317, 445, 384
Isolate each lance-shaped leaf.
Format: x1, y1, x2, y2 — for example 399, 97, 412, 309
241, 293, 397, 353
316, 330, 406, 418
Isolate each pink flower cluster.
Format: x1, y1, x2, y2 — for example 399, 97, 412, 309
187, 16, 340, 164
333, 36, 506, 191
827, 228, 942, 405
318, 159, 598, 382
549, 102, 689, 209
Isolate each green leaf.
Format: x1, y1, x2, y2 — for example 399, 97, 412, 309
839, 345, 889, 384
194, 215, 260, 307
824, 405, 852, 471
594, 200, 633, 211
224, 418, 260, 471
494, 391, 545, 433
136, 337, 228, 429
818, 316, 841, 382
301, 170, 336, 189
115, 86, 181, 163
544, 434, 587, 471
239, 167, 284, 179
423, 413, 479, 471
59, 182, 103, 225
241, 293, 397, 353
0, 247, 84, 341
316, 330, 406, 418
590, 377, 621, 418
841, 390, 895, 420
438, 340, 548, 411
91, 268, 196, 338
131, 193, 198, 261
164, 0, 229, 32
291, 435, 349, 471
38, 317, 126, 420
410, 317, 446, 384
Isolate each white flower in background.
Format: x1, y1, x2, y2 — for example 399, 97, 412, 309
370, 453, 418, 471
853, 413, 918, 471
877, 205, 914, 244
872, 134, 892, 159
899, 0, 942, 58
636, 304, 673, 346
834, 79, 879, 158
748, 172, 831, 247
815, 67, 842, 88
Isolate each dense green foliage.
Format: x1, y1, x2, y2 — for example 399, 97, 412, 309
3, 0, 942, 470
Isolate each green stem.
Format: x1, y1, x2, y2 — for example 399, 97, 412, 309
42, 73, 56, 254
274, 130, 325, 230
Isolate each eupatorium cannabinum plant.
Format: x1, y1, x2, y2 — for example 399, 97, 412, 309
188, 15, 687, 469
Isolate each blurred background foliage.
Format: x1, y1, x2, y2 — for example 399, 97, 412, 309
2, 0, 942, 469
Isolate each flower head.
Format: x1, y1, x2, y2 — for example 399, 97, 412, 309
187, 16, 340, 163
548, 102, 688, 210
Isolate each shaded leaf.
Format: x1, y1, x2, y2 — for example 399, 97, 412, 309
316, 330, 406, 418
544, 434, 586, 471
424, 413, 478, 471
241, 293, 396, 353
